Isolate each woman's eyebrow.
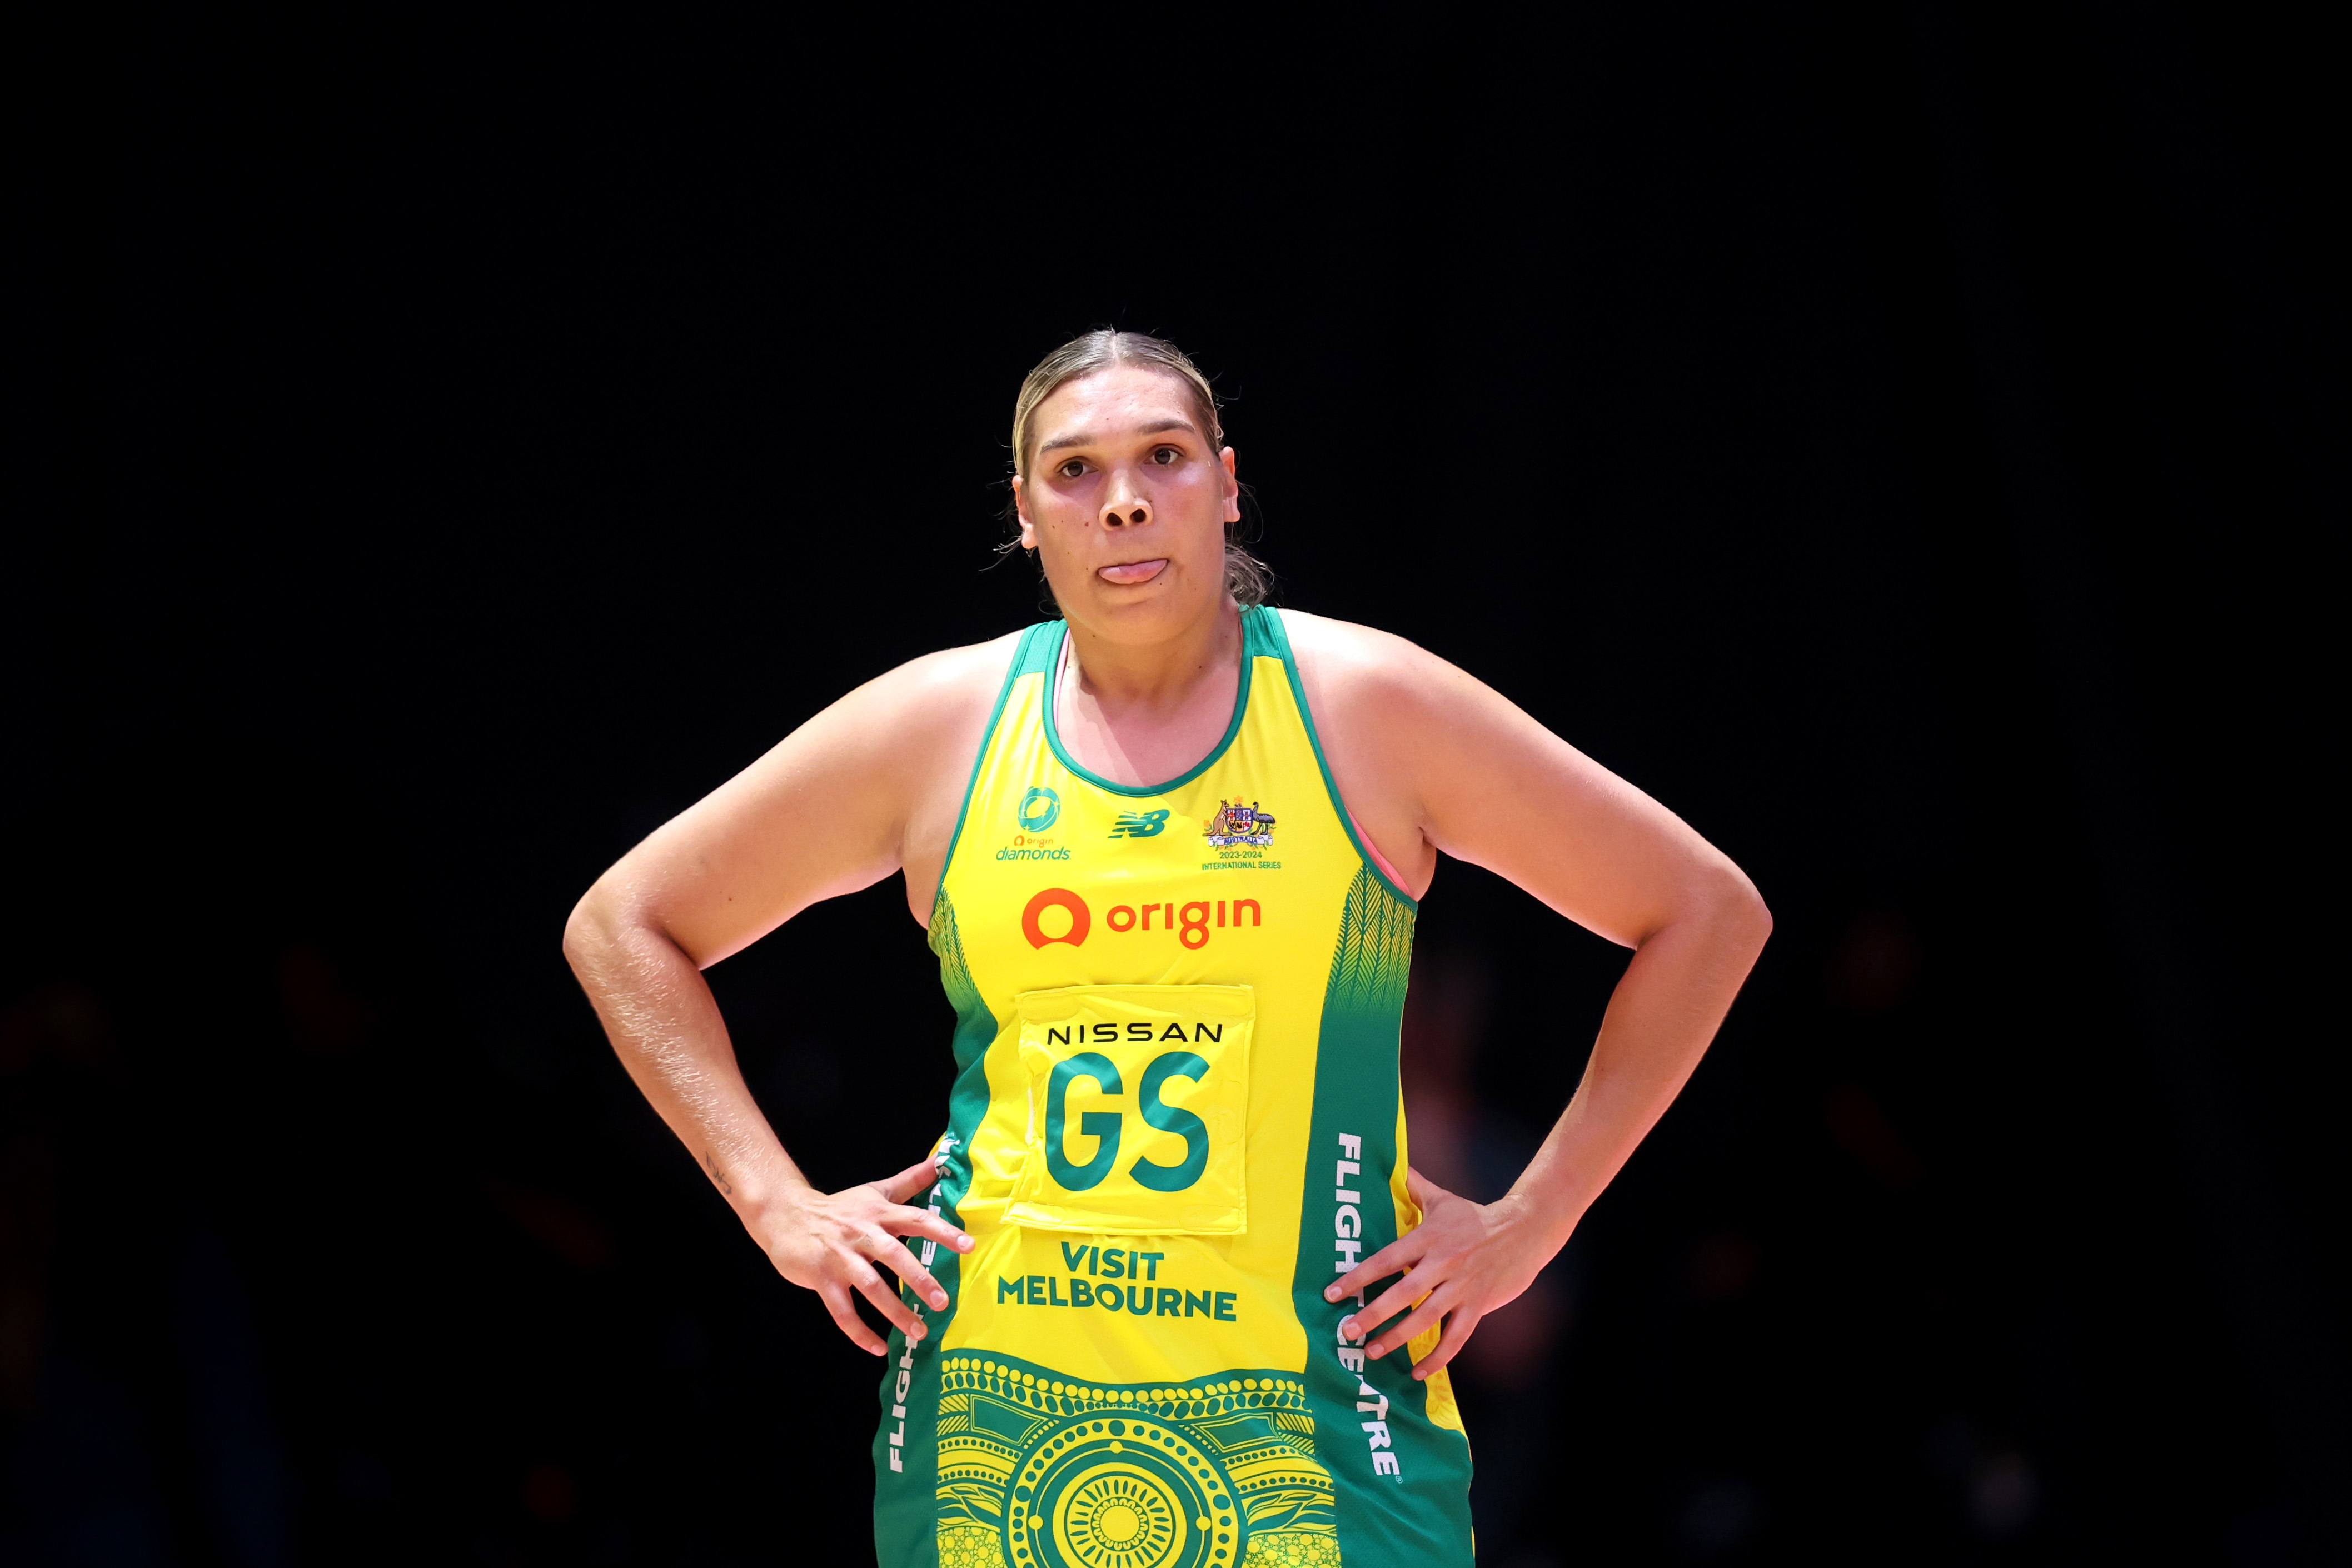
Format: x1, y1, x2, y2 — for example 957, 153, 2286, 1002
1037, 417, 1199, 457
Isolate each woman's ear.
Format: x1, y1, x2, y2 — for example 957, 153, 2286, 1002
1013, 475, 1039, 549
1220, 447, 1241, 523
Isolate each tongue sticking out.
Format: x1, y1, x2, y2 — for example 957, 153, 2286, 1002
1098, 559, 1168, 586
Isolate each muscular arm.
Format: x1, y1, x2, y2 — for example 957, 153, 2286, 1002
1290, 611, 1772, 1375
561, 635, 1013, 1352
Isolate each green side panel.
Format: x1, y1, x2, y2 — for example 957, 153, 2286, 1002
927, 886, 988, 1068
1325, 873, 1416, 1022
1289, 867, 1473, 1566
880, 626, 1056, 1561
875, 897, 1003, 1562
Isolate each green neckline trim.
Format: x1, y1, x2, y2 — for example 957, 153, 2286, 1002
1257, 606, 1420, 912
1038, 611, 1262, 798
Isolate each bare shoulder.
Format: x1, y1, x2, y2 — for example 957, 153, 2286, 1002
1275, 607, 1472, 721
619, 631, 1025, 957
677, 629, 1023, 853
780, 630, 1020, 798
834, 630, 1024, 736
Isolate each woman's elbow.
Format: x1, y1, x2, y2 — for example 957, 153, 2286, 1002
1708, 859, 1772, 956
1631, 855, 1768, 955
1661, 852, 1768, 958
562, 883, 622, 975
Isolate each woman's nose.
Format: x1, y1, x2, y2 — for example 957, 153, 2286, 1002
1101, 496, 1152, 528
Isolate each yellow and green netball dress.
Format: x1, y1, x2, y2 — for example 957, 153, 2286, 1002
875, 607, 1474, 1568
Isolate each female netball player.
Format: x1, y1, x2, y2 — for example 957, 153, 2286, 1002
564, 331, 1770, 1567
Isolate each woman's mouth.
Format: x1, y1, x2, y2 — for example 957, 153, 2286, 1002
1097, 558, 1169, 586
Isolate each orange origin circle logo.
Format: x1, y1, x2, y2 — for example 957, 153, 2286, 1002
1021, 888, 1091, 948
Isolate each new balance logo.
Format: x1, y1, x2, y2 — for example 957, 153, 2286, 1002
1109, 810, 1170, 839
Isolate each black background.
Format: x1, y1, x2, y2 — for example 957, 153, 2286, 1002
9, 5, 2343, 1564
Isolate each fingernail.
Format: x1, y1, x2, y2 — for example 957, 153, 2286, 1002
957, 1235, 973, 1250
1323, 1285, 1339, 1301
1339, 1319, 1356, 1337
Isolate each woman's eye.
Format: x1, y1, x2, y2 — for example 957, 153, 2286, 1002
1152, 446, 1180, 465
1057, 460, 1087, 479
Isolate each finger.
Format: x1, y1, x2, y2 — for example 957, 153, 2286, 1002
819, 1281, 890, 1357
1408, 1305, 1483, 1381
876, 1155, 945, 1205
1342, 1264, 1434, 1349
1365, 1285, 1455, 1362
850, 1261, 927, 1341
1404, 1165, 1440, 1207
1324, 1231, 1426, 1306
873, 1230, 951, 1312
878, 1204, 974, 1252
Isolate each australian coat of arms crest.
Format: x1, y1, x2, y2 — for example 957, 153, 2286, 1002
1203, 799, 1276, 848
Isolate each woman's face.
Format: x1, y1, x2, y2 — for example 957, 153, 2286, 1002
1013, 364, 1240, 646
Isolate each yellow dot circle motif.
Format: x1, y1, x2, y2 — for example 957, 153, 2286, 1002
1054, 1465, 1185, 1568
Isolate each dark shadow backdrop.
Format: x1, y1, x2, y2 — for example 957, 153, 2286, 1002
9, 5, 2342, 1564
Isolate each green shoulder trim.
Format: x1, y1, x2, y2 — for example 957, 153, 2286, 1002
935, 624, 1052, 896
1009, 617, 1062, 679
1257, 606, 1420, 911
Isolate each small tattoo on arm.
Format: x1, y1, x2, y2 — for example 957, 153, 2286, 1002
704, 1150, 734, 1196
